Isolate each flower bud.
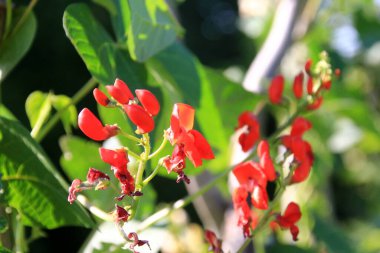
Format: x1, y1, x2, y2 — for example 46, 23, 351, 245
124, 104, 155, 133
78, 108, 118, 141
268, 75, 284, 104
93, 88, 110, 106
292, 72, 304, 99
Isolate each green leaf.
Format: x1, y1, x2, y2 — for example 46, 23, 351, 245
0, 104, 16, 120
59, 135, 117, 210
0, 9, 36, 82
51, 94, 77, 134
127, 0, 181, 62
25, 91, 52, 129
135, 184, 156, 220
268, 244, 316, 253
0, 117, 93, 228
63, 3, 146, 86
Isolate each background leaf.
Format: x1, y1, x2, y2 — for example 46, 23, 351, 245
127, 0, 181, 62
0, 117, 93, 228
63, 3, 146, 86
25, 91, 51, 129
0, 9, 36, 82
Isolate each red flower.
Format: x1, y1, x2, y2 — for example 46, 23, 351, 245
292, 72, 304, 99
268, 75, 284, 104
236, 111, 260, 152
135, 89, 160, 116
86, 168, 110, 190
165, 103, 214, 176
233, 187, 259, 237
93, 88, 110, 106
99, 148, 128, 168
115, 204, 130, 222
257, 140, 276, 181
106, 79, 134, 104
274, 202, 301, 241
305, 59, 312, 75
290, 117, 312, 137
127, 232, 151, 253
78, 108, 119, 141
205, 230, 223, 253
68, 179, 82, 204
124, 104, 155, 134
282, 125, 314, 184
233, 161, 268, 210
307, 76, 313, 95
322, 80, 331, 90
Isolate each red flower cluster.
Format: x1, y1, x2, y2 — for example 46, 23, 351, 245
232, 140, 276, 237
271, 202, 302, 241
164, 103, 214, 183
281, 117, 314, 183
127, 232, 151, 253
91, 78, 161, 134
205, 230, 223, 253
68, 168, 110, 204
236, 111, 260, 152
99, 148, 140, 199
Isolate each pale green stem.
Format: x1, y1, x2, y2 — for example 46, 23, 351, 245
34, 77, 97, 142
142, 158, 165, 187
147, 135, 168, 160
77, 195, 114, 222
14, 215, 25, 253
124, 147, 141, 161
11, 0, 38, 36
129, 134, 150, 220
120, 131, 142, 143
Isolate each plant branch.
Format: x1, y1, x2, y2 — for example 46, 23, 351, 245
76, 195, 114, 222
11, 0, 38, 36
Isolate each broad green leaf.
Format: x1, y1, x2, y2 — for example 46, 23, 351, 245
59, 135, 117, 210
51, 94, 77, 134
313, 215, 357, 253
63, 3, 146, 85
127, 0, 181, 62
0, 9, 36, 82
0, 104, 16, 120
25, 91, 52, 130
0, 117, 93, 228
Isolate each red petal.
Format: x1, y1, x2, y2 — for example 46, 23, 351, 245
78, 108, 110, 141
68, 179, 82, 204
86, 168, 110, 183
124, 104, 155, 133
291, 117, 312, 137
106, 85, 130, 104
290, 225, 299, 241
183, 141, 203, 167
257, 140, 270, 158
189, 130, 214, 160
268, 75, 284, 104
135, 89, 160, 116
305, 59, 312, 75
171, 103, 195, 132
237, 112, 260, 152
233, 161, 267, 189
307, 76, 313, 95
93, 88, 110, 106
291, 159, 312, 183
114, 78, 134, 101
282, 202, 301, 225
292, 72, 304, 99
251, 184, 269, 210
99, 148, 128, 168
115, 205, 130, 222
260, 152, 277, 181
322, 80, 331, 90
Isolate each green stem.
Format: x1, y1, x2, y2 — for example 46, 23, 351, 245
76, 195, 114, 222
34, 77, 97, 142
142, 159, 164, 187
129, 134, 150, 220
120, 131, 142, 143
30, 92, 52, 138
11, 0, 38, 37
124, 147, 141, 161
147, 135, 168, 160
14, 214, 26, 253
4, 0, 12, 39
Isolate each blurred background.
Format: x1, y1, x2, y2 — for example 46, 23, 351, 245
1, 0, 380, 252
